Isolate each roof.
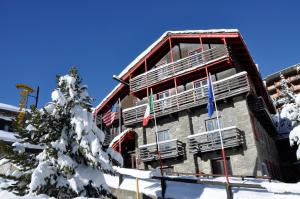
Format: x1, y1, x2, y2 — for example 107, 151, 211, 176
95, 29, 239, 114
0, 103, 19, 112
117, 29, 239, 79
0, 130, 43, 150
264, 63, 300, 83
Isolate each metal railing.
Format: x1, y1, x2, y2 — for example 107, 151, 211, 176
187, 126, 243, 154
139, 139, 184, 162
123, 72, 249, 125
130, 45, 229, 92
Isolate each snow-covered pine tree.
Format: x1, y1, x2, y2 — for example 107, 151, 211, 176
28, 68, 122, 198
0, 106, 44, 195
272, 74, 300, 160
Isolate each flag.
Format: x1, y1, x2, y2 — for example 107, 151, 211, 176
143, 92, 154, 126
207, 74, 214, 118
102, 109, 117, 127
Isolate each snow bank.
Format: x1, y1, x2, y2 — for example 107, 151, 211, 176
103, 174, 300, 199
261, 181, 300, 194
2, 174, 300, 199
114, 167, 159, 179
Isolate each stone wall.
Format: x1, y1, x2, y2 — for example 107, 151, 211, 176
132, 94, 279, 177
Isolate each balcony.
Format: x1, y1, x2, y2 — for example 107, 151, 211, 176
187, 126, 243, 154
130, 45, 229, 92
139, 139, 184, 162
123, 72, 250, 125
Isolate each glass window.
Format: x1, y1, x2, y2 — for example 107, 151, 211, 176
205, 118, 221, 132
157, 90, 171, 110
194, 79, 207, 99
157, 130, 171, 151
211, 157, 232, 175
4, 125, 9, 132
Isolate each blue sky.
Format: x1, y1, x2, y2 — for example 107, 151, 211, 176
0, 0, 299, 108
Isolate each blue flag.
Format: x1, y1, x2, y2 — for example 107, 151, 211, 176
207, 75, 214, 117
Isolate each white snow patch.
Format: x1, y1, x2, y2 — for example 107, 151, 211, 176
12, 142, 25, 153
0, 103, 19, 112
0, 158, 10, 166
107, 148, 123, 167
0, 130, 18, 142
114, 167, 158, 179
68, 165, 108, 194
29, 161, 56, 191
0, 115, 15, 121
109, 128, 132, 147
261, 181, 300, 194
51, 90, 66, 106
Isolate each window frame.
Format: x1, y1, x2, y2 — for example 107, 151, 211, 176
157, 129, 172, 151
193, 78, 208, 99
211, 157, 232, 175
205, 117, 221, 132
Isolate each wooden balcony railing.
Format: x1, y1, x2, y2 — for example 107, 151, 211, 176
130, 45, 229, 92
187, 126, 243, 154
139, 139, 184, 162
123, 72, 249, 125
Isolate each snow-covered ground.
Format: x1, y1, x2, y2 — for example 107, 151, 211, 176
1, 167, 300, 199
106, 168, 300, 199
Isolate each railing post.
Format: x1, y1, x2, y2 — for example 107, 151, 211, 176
175, 140, 178, 155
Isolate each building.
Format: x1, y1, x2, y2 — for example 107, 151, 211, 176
265, 63, 300, 182
0, 103, 19, 133
265, 63, 300, 109
95, 29, 281, 179
0, 103, 19, 173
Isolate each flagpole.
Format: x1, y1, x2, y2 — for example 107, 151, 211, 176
150, 88, 164, 176
118, 98, 122, 155
150, 88, 165, 199
209, 73, 230, 184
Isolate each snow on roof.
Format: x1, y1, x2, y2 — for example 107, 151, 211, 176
95, 82, 121, 112
0, 103, 19, 112
0, 115, 15, 121
0, 130, 18, 143
95, 29, 239, 113
0, 130, 43, 150
109, 128, 132, 148
264, 63, 300, 82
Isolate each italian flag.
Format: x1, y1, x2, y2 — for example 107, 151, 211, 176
143, 92, 154, 126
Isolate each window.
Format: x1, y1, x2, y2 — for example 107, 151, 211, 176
205, 118, 221, 132
194, 79, 207, 99
211, 157, 232, 175
157, 90, 171, 110
157, 130, 171, 151
4, 125, 9, 132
